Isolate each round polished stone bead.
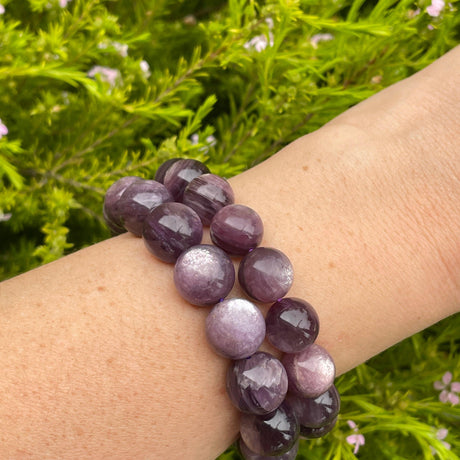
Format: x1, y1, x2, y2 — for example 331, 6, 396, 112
300, 417, 337, 439
163, 158, 210, 201
103, 176, 142, 234
143, 202, 203, 263
174, 244, 235, 306
210, 204, 263, 255
115, 179, 173, 236
238, 437, 299, 460
286, 384, 340, 429
282, 344, 336, 398
154, 158, 181, 183
226, 352, 288, 415
206, 298, 265, 359
183, 174, 235, 225
238, 247, 294, 302
266, 297, 319, 353
240, 402, 299, 456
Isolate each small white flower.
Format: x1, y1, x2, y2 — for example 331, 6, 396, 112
190, 133, 217, 153
244, 32, 274, 52
87, 66, 121, 88
140, 60, 151, 78
113, 42, 128, 57
265, 17, 274, 29
0, 119, 8, 138
0, 4, 5, 14
427, 0, 445, 16
0, 212, 12, 222
59, 0, 72, 7
310, 33, 334, 48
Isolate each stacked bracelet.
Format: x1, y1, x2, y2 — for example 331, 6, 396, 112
103, 158, 340, 459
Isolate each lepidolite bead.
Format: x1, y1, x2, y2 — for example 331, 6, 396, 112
266, 297, 319, 353
239, 247, 293, 302
238, 438, 299, 460
206, 298, 265, 359
154, 158, 181, 183
115, 180, 173, 236
282, 344, 335, 398
240, 402, 299, 456
143, 202, 203, 263
163, 158, 210, 201
174, 244, 235, 306
183, 174, 235, 225
210, 204, 263, 255
103, 176, 142, 234
226, 352, 288, 415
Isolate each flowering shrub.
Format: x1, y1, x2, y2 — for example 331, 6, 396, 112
0, 0, 459, 458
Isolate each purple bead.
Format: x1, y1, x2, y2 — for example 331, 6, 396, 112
240, 402, 299, 456
210, 204, 264, 255
266, 298, 319, 353
154, 158, 181, 183
115, 180, 173, 236
143, 202, 203, 263
182, 174, 235, 225
282, 344, 336, 398
238, 247, 294, 302
205, 298, 265, 359
103, 176, 142, 234
286, 385, 340, 430
163, 159, 210, 201
238, 437, 299, 460
174, 244, 235, 306
226, 352, 288, 415
300, 417, 337, 439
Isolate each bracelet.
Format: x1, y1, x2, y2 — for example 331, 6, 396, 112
103, 158, 340, 459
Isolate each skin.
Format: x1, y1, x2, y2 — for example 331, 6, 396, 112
0, 46, 459, 459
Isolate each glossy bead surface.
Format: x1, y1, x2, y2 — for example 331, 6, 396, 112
206, 298, 265, 359
239, 247, 294, 302
210, 204, 263, 255
143, 202, 203, 263
115, 179, 173, 236
266, 297, 319, 353
154, 158, 181, 183
286, 384, 340, 429
300, 417, 337, 439
163, 158, 210, 201
282, 344, 336, 398
226, 352, 288, 415
103, 176, 142, 234
238, 438, 299, 460
174, 244, 235, 306
240, 402, 299, 456
183, 174, 235, 225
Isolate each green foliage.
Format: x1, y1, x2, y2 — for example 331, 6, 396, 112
0, 0, 459, 458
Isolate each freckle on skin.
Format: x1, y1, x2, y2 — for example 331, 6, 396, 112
302, 165, 309, 171
97, 286, 106, 292
329, 261, 336, 269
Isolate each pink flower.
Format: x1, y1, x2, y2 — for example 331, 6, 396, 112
434, 371, 460, 404
140, 60, 151, 78
430, 428, 451, 455
87, 66, 121, 88
59, 0, 72, 7
426, 0, 445, 17
0, 119, 8, 138
346, 420, 365, 454
244, 32, 274, 52
310, 33, 334, 48
0, 4, 5, 14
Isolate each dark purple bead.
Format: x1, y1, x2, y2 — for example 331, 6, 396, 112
210, 204, 263, 255
154, 158, 181, 183
226, 352, 288, 415
103, 176, 142, 234
238, 247, 293, 302
163, 159, 210, 201
206, 298, 265, 359
174, 244, 235, 306
266, 298, 319, 353
286, 385, 340, 430
182, 174, 235, 225
282, 344, 336, 398
240, 402, 299, 456
238, 437, 299, 460
300, 417, 337, 439
115, 180, 173, 236
143, 202, 203, 263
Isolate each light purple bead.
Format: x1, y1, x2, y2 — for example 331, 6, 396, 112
210, 204, 264, 255
238, 247, 294, 302
226, 352, 288, 415
174, 244, 235, 306
300, 417, 337, 439
238, 438, 299, 460
205, 298, 265, 359
103, 176, 142, 234
266, 298, 319, 353
240, 402, 299, 456
183, 174, 235, 225
163, 158, 210, 201
282, 344, 336, 398
143, 202, 203, 263
154, 158, 181, 183
115, 180, 173, 236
